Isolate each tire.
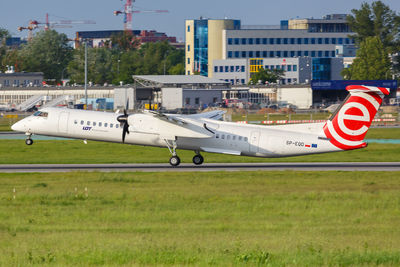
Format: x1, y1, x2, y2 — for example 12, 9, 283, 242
192, 154, 204, 165
25, 139, 33, 146
169, 156, 181, 166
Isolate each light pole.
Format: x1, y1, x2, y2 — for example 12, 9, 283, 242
84, 40, 88, 109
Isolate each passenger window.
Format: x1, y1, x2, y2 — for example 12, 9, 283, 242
239, 136, 242, 141
99, 122, 102, 127
87, 121, 91, 126
80, 120, 84, 125
104, 123, 108, 127
110, 123, 113, 128
74, 120, 77, 124
93, 122, 96, 126
221, 134, 225, 139
244, 137, 248, 142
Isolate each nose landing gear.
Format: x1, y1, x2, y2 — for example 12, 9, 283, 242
164, 139, 181, 167
25, 134, 33, 145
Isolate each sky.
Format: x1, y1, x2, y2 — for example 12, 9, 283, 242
1, 0, 400, 42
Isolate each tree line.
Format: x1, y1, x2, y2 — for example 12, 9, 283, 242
0, 30, 185, 85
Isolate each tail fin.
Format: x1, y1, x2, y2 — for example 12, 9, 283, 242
323, 85, 389, 150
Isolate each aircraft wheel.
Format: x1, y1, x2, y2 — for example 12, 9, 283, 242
25, 138, 33, 146
169, 156, 181, 167
192, 154, 204, 165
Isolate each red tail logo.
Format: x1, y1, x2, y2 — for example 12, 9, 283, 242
323, 85, 389, 150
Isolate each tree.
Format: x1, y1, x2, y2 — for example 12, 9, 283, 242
110, 32, 140, 51
0, 28, 10, 72
249, 68, 284, 85
347, 1, 399, 52
350, 36, 391, 80
18, 30, 72, 82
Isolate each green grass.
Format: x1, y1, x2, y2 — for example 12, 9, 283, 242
0, 171, 400, 266
0, 139, 399, 164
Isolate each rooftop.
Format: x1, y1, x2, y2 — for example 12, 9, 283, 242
133, 75, 230, 88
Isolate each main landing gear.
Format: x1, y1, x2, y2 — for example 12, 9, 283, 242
25, 134, 33, 146
164, 139, 205, 166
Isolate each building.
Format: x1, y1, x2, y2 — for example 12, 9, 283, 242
212, 57, 344, 85
114, 75, 231, 110
0, 72, 43, 88
75, 30, 178, 48
185, 15, 354, 78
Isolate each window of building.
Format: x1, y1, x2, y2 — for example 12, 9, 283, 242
324, 38, 329, 44
281, 65, 286, 71
249, 51, 254, 57
293, 65, 297, 71
338, 38, 343, 44
283, 38, 288, 44
221, 134, 225, 140
187, 25, 190, 32
276, 65, 280, 70
318, 38, 322, 44
225, 66, 229, 72
234, 51, 239, 58
187, 71, 190, 75
256, 38, 260, 44
241, 79, 245, 84
345, 38, 350, 44
270, 65, 274, 70
269, 38, 274, 44
213, 97, 218, 103
287, 65, 292, 71
216, 134, 219, 139
325, 51, 330, 57
311, 51, 316, 57
264, 65, 269, 69
290, 38, 295, 44
248, 38, 254, 45
290, 51, 295, 57
318, 51, 323, 57
233, 135, 236, 141
116, 124, 119, 129
195, 97, 200, 105
297, 38, 302, 44
283, 51, 288, 57
230, 79, 234, 84
242, 51, 246, 58
214, 66, 218, 73
262, 51, 267, 57
255, 51, 260, 57
241, 38, 247, 45
276, 51, 282, 57
241, 66, 245, 72
228, 51, 233, 58
234, 38, 239, 45
235, 65, 240, 72
187, 58, 190, 64
331, 51, 335, 57
304, 38, 309, 44
187, 45, 190, 52
311, 38, 316, 44
331, 38, 336, 44
185, 98, 190, 105
297, 51, 302, 57
276, 38, 281, 44
304, 51, 309, 56
269, 51, 274, 57
262, 38, 267, 44
230, 66, 234, 72
228, 38, 233, 45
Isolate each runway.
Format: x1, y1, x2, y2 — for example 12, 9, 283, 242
1, 162, 400, 172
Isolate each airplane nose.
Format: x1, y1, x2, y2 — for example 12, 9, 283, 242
11, 120, 25, 132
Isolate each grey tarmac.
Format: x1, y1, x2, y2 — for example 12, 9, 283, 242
0, 162, 400, 173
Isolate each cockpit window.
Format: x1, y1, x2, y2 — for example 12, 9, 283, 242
33, 111, 48, 117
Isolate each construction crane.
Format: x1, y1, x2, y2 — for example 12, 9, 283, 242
114, 0, 168, 32
18, 13, 96, 41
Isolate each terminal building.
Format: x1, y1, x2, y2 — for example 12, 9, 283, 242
185, 14, 355, 83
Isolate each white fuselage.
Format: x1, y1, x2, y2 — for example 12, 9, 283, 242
12, 107, 341, 158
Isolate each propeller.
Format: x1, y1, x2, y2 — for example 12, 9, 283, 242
117, 99, 130, 143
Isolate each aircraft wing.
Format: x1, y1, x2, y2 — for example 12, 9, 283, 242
185, 110, 225, 120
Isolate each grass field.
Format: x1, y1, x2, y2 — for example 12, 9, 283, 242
1, 171, 400, 266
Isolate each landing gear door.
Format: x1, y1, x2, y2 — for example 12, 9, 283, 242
249, 131, 260, 153
58, 112, 70, 134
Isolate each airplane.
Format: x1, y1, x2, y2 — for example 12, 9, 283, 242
11, 85, 389, 166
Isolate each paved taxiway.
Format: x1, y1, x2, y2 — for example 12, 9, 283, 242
0, 162, 399, 172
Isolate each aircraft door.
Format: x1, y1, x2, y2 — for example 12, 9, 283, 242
58, 112, 70, 134
249, 131, 260, 153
